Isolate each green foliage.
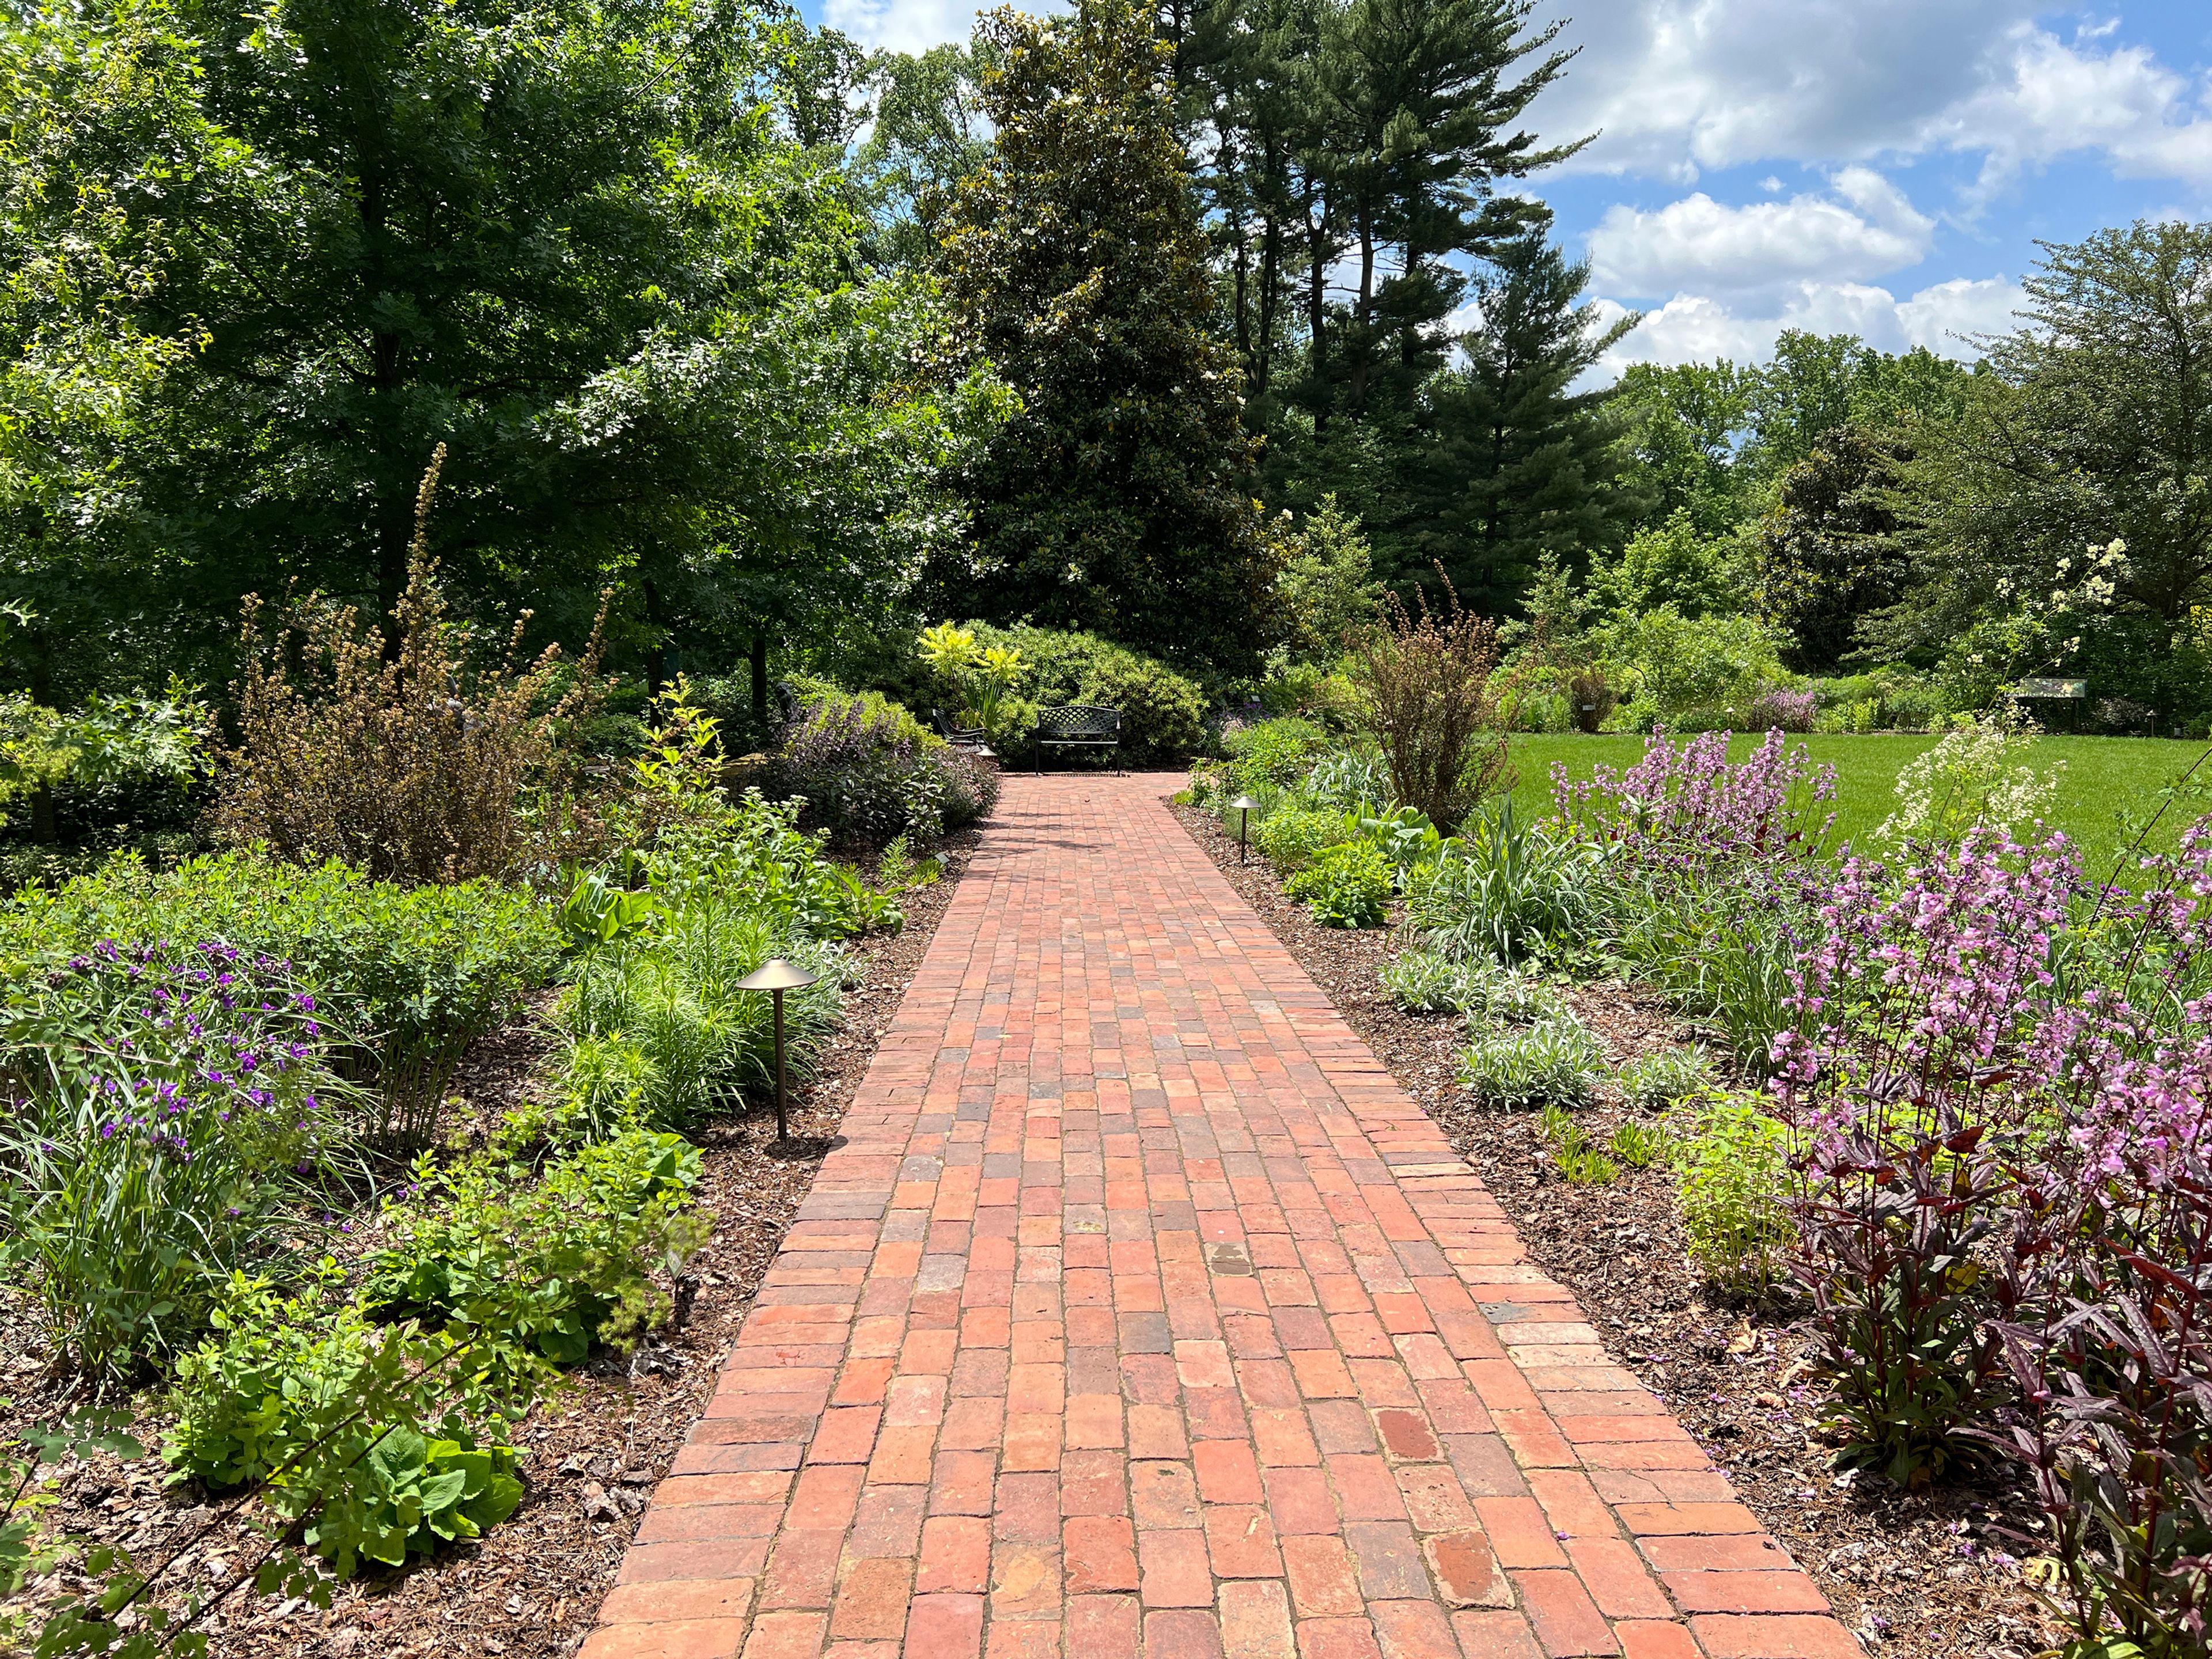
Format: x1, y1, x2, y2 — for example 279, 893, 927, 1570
1, 1409, 142, 1604
1617, 1046, 1717, 1112
1252, 808, 1344, 875
1608, 1119, 1668, 1170
0, 0, 990, 694
0, 942, 351, 1370
162, 1267, 539, 1574
1283, 842, 1392, 928
1457, 1014, 1605, 1109
365, 1130, 709, 1363
1589, 510, 1742, 622
1669, 1092, 1793, 1291
1403, 801, 1597, 964
1612, 361, 1757, 538
927, 0, 1275, 678
1603, 607, 1796, 732
1380, 948, 1558, 1022
554, 793, 848, 1131
768, 685, 990, 847
963, 623, 1207, 764
1418, 232, 1643, 609
1271, 497, 1383, 667
1536, 1101, 1619, 1184
1752, 427, 1917, 673
1222, 718, 1332, 793
2, 851, 561, 1146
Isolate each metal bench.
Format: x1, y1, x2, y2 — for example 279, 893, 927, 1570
933, 709, 988, 749
1035, 704, 1121, 774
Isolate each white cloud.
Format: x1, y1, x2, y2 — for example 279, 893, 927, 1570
1923, 24, 2212, 195
824, 0, 984, 55
1532, 2, 2212, 194
1588, 167, 1934, 296
1590, 273, 2028, 377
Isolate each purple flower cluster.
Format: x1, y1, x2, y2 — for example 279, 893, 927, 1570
1764, 818, 2212, 1639
17, 938, 340, 1169
1744, 687, 1818, 734
1553, 728, 1837, 876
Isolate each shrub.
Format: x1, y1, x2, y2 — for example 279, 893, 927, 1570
366, 1128, 710, 1362
1744, 686, 1816, 733
1603, 607, 1792, 732
1285, 842, 1391, 928
1457, 1014, 1605, 1109
1403, 801, 1597, 964
1618, 1046, 1717, 1112
1380, 948, 1467, 1014
3, 851, 562, 1146
213, 453, 609, 882
1252, 808, 1342, 874
966, 623, 1207, 763
1346, 577, 1510, 833
1669, 1092, 1792, 1292
1221, 717, 1331, 793
0, 941, 350, 1371
164, 1266, 536, 1573
765, 687, 984, 847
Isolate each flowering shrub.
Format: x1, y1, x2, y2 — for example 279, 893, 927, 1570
766, 687, 990, 846
0, 941, 350, 1370
3, 851, 562, 1146
1744, 686, 1817, 733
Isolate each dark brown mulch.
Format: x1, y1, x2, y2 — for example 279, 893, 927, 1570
0, 826, 982, 1659
1169, 796, 2057, 1659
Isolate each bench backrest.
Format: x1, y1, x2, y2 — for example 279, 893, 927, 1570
1037, 704, 1120, 740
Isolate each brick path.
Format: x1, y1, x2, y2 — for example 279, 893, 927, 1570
587, 775, 1858, 1659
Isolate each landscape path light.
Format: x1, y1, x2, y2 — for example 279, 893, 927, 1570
737, 956, 819, 1142
1230, 795, 1262, 863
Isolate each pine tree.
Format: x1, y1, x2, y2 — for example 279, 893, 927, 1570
1416, 230, 1640, 611
927, 0, 1275, 677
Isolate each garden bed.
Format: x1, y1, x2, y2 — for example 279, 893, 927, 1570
0, 828, 980, 1659
1170, 796, 2056, 1659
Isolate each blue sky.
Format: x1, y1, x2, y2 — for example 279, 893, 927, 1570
804, 0, 2212, 372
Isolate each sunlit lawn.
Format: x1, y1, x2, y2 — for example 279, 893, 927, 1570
1505, 731, 2212, 867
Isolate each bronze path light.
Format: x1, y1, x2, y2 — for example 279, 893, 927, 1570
1230, 796, 1262, 863
738, 956, 818, 1142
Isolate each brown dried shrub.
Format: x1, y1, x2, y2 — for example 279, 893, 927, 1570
1347, 570, 1512, 832
212, 448, 611, 883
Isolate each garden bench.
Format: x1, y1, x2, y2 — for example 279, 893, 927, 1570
933, 709, 988, 749
1035, 704, 1121, 773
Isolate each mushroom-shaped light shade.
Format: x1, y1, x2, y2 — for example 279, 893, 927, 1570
1229, 795, 1262, 812
738, 957, 819, 993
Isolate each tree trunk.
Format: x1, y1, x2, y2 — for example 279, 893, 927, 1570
1307, 185, 1330, 435
1349, 204, 1374, 419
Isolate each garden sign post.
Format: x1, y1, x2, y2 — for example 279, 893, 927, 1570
738, 957, 818, 1141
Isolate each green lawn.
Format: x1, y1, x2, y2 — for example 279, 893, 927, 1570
1503, 732, 2212, 866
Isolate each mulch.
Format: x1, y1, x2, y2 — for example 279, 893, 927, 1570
1169, 795, 2061, 1659
0, 825, 982, 1659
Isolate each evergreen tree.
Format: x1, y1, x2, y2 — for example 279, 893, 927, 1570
1415, 230, 1639, 611
927, 0, 1276, 677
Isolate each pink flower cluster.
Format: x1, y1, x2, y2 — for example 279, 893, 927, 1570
1553, 728, 1836, 877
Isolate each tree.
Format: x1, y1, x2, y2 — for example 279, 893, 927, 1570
1611, 361, 1757, 538
1753, 427, 1915, 672
0, 0, 984, 702
1272, 495, 1383, 664
857, 43, 994, 271
927, 0, 1277, 679
1415, 230, 1639, 611
1880, 221, 2212, 721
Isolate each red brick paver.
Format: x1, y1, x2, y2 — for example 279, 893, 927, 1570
588, 776, 1857, 1659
